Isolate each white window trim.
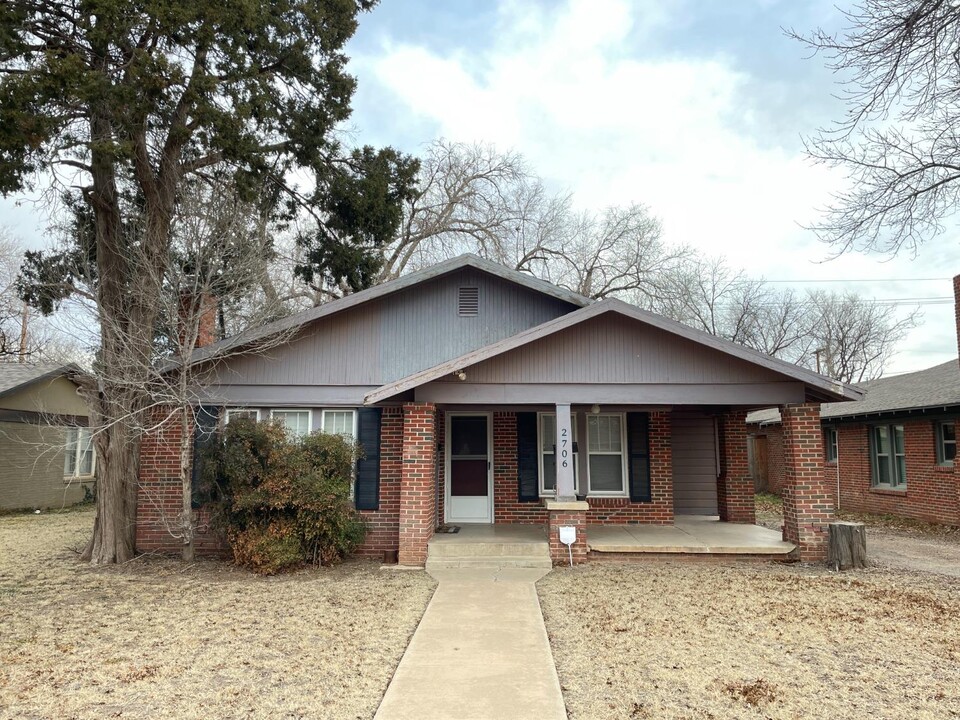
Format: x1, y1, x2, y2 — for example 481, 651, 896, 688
537, 411, 579, 497
320, 408, 358, 440
225, 407, 261, 423
269, 408, 313, 437
586, 412, 629, 498
64, 427, 97, 479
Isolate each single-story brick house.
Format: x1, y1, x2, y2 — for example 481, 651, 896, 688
748, 358, 960, 526
0, 362, 95, 510
136, 255, 861, 564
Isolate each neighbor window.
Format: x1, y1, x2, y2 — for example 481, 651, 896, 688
538, 413, 579, 496
824, 427, 838, 464
225, 408, 260, 424
587, 414, 627, 496
270, 409, 312, 438
870, 424, 906, 488
936, 421, 956, 466
64, 427, 95, 478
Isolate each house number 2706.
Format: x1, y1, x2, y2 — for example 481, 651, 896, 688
560, 427, 569, 468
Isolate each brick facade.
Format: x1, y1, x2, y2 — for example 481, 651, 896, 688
136, 406, 224, 555
493, 412, 549, 524
398, 402, 437, 566
828, 419, 960, 526
718, 409, 755, 523
354, 407, 403, 558
782, 403, 832, 561
765, 425, 785, 494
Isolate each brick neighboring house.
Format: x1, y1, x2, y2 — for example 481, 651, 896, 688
0, 362, 95, 510
748, 359, 960, 526
136, 255, 861, 564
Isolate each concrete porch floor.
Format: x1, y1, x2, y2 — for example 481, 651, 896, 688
587, 515, 796, 555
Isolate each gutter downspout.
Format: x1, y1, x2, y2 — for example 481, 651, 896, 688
836, 432, 841, 512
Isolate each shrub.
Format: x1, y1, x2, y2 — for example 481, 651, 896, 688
202, 418, 366, 574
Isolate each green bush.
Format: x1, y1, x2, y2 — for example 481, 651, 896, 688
202, 418, 367, 574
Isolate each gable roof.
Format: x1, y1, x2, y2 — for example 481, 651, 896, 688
0, 362, 83, 400
186, 254, 592, 366
747, 359, 960, 424
364, 298, 863, 405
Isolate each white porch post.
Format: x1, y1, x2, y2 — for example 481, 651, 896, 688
555, 402, 575, 500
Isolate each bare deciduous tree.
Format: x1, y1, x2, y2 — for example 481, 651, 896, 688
651, 255, 919, 383
380, 139, 688, 301
790, 1, 960, 256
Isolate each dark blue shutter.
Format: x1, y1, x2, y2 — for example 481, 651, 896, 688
517, 412, 539, 502
191, 405, 221, 508
355, 408, 382, 511
627, 412, 652, 503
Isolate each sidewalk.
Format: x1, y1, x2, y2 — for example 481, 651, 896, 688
374, 567, 566, 720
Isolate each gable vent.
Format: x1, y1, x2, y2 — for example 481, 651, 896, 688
458, 287, 479, 317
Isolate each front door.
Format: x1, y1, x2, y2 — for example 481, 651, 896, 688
446, 413, 492, 523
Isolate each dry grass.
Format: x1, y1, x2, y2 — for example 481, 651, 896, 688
0, 509, 436, 719
539, 562, 960, 719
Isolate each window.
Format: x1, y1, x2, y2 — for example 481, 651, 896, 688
870, 424, 906, 488
321, 409, 357, 439
587, 414, 627, 495
824, 427, 838, 464
225, 408, 260, 424
538, 413, 579, 496
64, 427, 96, 478
270, 409, 312, 438
936, 422, 956, 466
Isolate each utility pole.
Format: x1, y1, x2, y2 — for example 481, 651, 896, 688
814, 347, 826, 375
18, 301, 28, 363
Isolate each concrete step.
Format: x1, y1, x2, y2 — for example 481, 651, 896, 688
425, 555, 554, 570
427, 541, 551, 558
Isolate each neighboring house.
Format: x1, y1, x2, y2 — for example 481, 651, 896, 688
0, 362, 95, 510
747, 359, 960, 526
136, 255, 860, 563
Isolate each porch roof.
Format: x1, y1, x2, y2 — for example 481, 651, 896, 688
364, 299, 863, 405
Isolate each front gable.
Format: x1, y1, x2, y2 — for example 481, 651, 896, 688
202, 264, 582, 404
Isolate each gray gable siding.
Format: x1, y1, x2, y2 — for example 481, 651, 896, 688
206, 268, 578, 398
436, 314, 788, 385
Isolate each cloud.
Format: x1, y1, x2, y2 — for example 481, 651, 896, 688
351, 0, 958, 372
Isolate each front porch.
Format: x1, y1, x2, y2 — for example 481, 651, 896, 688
424, 518, 796, 568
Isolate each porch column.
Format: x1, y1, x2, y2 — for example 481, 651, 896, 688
555, 402, 575, 500
717, 409, 755, 523
782, 402, 833, 561
398, 402, 437, 566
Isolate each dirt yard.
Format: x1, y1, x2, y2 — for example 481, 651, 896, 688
539, 562, 960, 720
0, 509, 436, 720
756, 492, 960, 578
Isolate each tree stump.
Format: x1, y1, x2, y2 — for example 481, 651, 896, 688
828, 521, 868, 570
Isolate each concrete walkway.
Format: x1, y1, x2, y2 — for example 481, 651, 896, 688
374, 567, 566, 720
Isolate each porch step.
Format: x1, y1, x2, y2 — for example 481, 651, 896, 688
426, 555, 553, 570
426, 527, 552, 570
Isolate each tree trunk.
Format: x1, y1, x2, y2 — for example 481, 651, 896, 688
180, 405, 196, 562
827, 521, 868, 570
81, 422, 140, 564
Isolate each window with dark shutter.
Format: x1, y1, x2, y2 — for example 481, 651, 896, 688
517, 412, 539, 502
626, 412, 652, 503
355, 407, 382, 511
458, 287, 479, 316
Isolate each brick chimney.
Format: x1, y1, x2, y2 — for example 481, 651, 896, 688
955, 275, 960, 364
179, 291, 218, 349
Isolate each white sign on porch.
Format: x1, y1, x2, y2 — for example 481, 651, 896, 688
555, 403, 575, 499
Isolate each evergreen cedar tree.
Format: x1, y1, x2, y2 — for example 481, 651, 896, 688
0, 0, 419, 563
